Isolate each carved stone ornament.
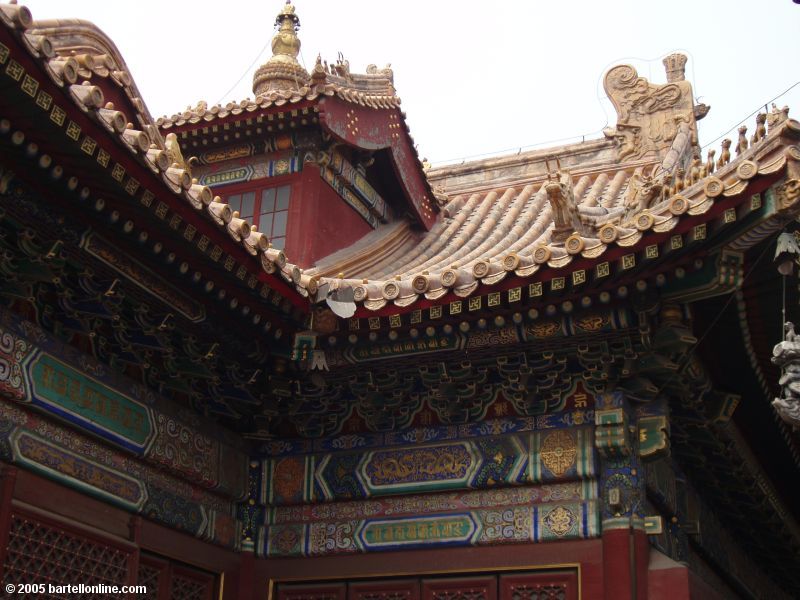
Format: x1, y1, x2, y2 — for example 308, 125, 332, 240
164, 133, 190, 176
772, 321, 800, 428
776, 179, 800, 213
622, 165, 665, 222
544, 167, 593, 244
603, 55, 697, 162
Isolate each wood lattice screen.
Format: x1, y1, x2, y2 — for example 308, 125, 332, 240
0, 508, 216, 600
137, 552, 215, 600
2, 511, 131, 599
276, 571, 577, 600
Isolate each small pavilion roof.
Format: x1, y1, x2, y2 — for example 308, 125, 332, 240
157, 64, 400, 131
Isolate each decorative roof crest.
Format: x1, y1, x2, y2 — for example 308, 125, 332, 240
603, 53, 701, 163
662, 53, 687, 83
253, 1, 310, 96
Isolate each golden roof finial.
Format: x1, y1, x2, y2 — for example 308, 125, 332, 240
253, 1, 310, 96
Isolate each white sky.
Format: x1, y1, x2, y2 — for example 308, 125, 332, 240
25, 0, 800, 166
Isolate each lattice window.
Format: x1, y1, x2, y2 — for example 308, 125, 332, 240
136, 561, 163, 599
430, 591, 488, 600
278, 583, 346, 600
350, 580, 418, 600
2, 512, 130, 599
358, 592, 415, 600
169, 570, 213, 600
423, 577, 495, 600
500, 574, 575, 600
282, 593, 343, 600
508, 585, 567, 600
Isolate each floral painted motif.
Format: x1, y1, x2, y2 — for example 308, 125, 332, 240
479, 508, 532, 543
14, 431, 145, 508
260, 501, 598, 558
542, 505, 577, 538
272, 456, 306, 504
0, 328, 32, 401
540, 430, 578, 477
364, 445, 474, 486
149, 413, 218, 487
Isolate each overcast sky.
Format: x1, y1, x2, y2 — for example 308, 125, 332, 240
26, 1, 800, 166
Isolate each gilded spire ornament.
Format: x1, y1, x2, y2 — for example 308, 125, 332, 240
252, 1, 310, 96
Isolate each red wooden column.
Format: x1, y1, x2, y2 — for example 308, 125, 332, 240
596, 393, 650, 599
0, 465, 18, 581
230, 550, 255, 600
127, 516, 142, 600
602, 523, 649, 599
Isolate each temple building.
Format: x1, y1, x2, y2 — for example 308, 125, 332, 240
2, 1, 800, 598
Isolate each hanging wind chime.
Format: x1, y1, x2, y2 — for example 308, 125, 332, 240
772, 231, 800, 427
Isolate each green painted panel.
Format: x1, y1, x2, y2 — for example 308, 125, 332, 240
28, 353, 152, 451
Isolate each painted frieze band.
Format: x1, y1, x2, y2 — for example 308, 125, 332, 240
12, 429, 146, 510
326, 151, 388, 222
0, 309, 246, 496
0, 400, 240, 550
259, 499, 599, 558
318, 150, 388, 229
27, 352, 153, 453
198, 154, 305, 187
196, 132, 321, 166
269, 480, 595, 524
261, 428, 595, 505
261, 404, 595, 457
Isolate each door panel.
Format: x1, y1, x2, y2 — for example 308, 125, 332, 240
276, 570, 579, 600
279, 582, 347, 600
499, 572, 578, 600
421, 576, 497, 600
349, 578, 420, 600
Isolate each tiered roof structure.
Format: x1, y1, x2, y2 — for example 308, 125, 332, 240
0, 1, 799, 598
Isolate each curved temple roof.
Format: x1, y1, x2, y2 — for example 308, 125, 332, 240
2, 1, 799, 320
305, 113, 800, 312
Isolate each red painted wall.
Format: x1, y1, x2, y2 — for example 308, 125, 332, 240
208, 165, 375, 269
285, 165, 374, 269
649, 567, 690, 600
